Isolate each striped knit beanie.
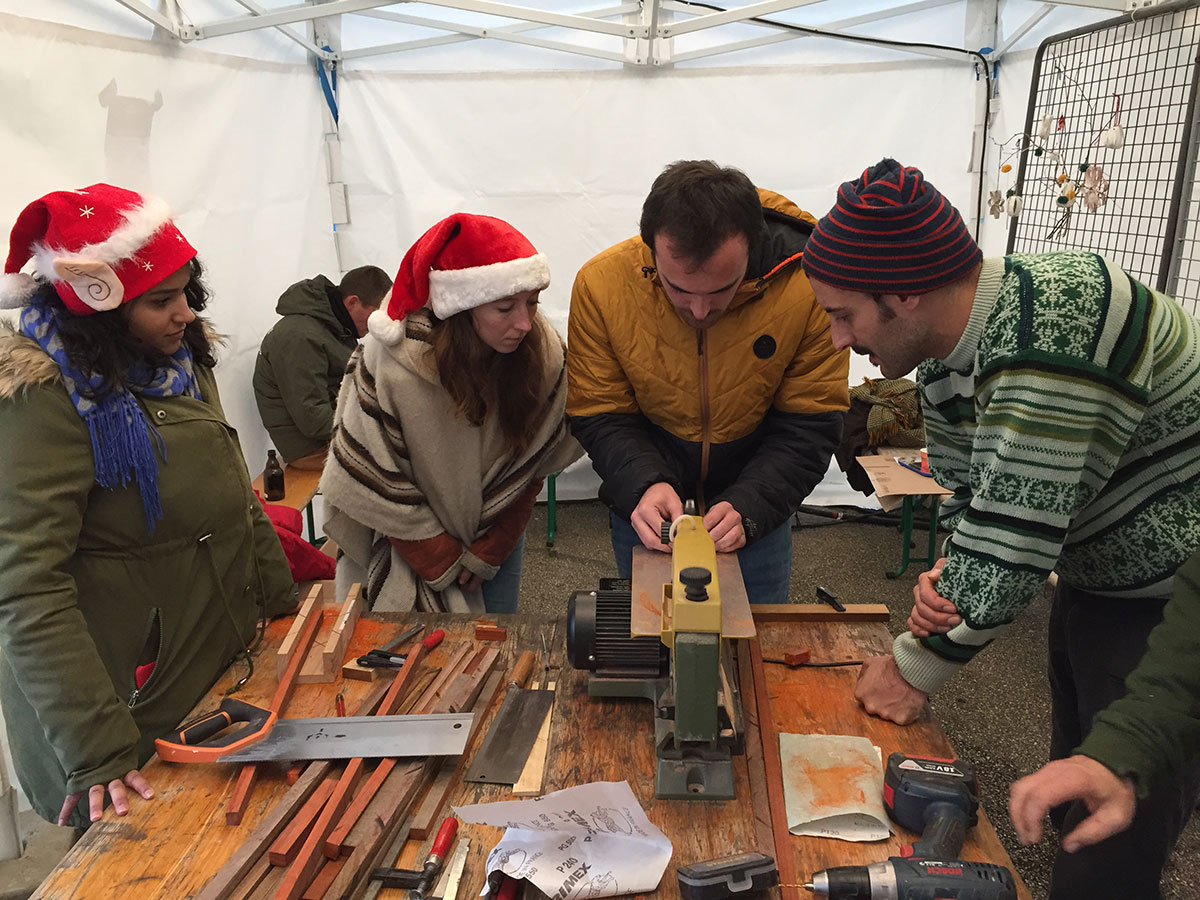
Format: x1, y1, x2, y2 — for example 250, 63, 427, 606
802, 159, 981, 295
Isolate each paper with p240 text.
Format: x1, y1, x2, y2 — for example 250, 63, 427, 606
453, 780, 672, 899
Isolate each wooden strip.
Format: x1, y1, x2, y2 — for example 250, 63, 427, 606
413, 644, 474, 714
511, 678, 556, 797
751, 603, 889, 623
272, 646, 430, 900
748, 639, 798, 900
409, 664, 504, 840
194, 762, 332, 900
355, 816, 413, 900
246, 864, 286, 900
278, 585, 326, 679
299, 585, 363, 684
224, 854, 273, 900
736, 642, 776, 858
227, 602, 325, 826
268, 778, 337, 866
441, 648, 501, 713
301, 858, 345, 900
321, 762, 430, 900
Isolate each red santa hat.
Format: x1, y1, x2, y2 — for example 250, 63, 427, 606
369, 213, 550, 345
0, 183, 197, 315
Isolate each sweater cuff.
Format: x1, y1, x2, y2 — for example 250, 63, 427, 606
389, 533, 464, 585
461, 551, 501, 581
892, 632, 963, 695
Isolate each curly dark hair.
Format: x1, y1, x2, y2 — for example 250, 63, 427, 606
28, 257, 217, 400
430, 307, 548, 458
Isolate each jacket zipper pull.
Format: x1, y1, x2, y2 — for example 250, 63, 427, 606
127, 688, 140, 708
641, 266, 655, 279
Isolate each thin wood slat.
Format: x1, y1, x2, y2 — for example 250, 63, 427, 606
736, 643, 776, 859
193, 761, 333, 900
268, 778, 337, 866
408, 662, 504, 840
440, 648, 501, 713
227, 602, 326, 825
272, 645, 430, 900
748, 638, 799, 900
300, 858, 345, 900
751, 603, 890, 622
511, 677, 556, 797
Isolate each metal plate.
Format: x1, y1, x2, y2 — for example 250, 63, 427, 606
630, 547, 756, 638
463, 688, 555, 784
216, 713, 473, 762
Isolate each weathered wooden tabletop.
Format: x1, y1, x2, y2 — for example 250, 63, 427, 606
31, 609, 1029, 900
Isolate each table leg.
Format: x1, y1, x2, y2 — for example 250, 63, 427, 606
305, 501, 317, 546
546, 473, 557, 548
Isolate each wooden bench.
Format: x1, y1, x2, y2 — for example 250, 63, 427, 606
252, 465, 322, 543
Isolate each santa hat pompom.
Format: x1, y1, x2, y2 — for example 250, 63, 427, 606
0, 272, 37, 309
367, 307, 405, 346
381, 214, 549, 327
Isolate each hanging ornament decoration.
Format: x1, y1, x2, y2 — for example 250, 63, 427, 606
1098, 93, 1125, 150
1006, 193, 1024, 217
1038, 114, 1053, 142
1057, 179, 1078, 208
1082, 165, 1109, 212
988, 189, 1005, 218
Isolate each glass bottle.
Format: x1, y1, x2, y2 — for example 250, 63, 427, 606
264, 449, 286, 501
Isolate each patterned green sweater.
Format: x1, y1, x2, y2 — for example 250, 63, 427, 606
894, 253, 1200, 696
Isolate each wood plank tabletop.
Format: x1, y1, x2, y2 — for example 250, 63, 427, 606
31, 610, 1029, 900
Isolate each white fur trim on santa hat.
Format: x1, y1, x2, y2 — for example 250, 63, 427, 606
428, 253, 550, 320
0, 272, 37, 309
368, 307, 406, 346
29, 194, 175, 286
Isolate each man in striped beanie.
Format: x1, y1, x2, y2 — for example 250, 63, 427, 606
804, 158, 1200, 899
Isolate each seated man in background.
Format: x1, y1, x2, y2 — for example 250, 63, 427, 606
253, 266, 392, 469
802, 157, 1200, 900
566, 159, 849, 603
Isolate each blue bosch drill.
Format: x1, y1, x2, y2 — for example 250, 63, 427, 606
805, 753, 1018, 900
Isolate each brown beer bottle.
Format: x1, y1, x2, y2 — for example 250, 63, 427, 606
264, 449, 286, 501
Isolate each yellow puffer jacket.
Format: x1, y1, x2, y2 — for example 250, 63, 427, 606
567, 189, 850, 540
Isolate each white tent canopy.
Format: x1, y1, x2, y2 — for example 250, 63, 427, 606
0, 0, 1119, 503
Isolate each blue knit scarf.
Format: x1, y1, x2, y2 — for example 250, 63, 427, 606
20, 302, 202, 532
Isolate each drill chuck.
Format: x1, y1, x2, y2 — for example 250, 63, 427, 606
806, 857, 1017, 900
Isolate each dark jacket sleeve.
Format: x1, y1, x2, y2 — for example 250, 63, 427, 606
272, 321, 338, 442
1077, 548, 1200, 797
569, 412, 683, 519
712, 408, 844, 538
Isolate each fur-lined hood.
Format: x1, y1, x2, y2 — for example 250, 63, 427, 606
0, 321, 61, 400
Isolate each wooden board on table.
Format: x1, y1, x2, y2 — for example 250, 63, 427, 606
630, 546, 756, 638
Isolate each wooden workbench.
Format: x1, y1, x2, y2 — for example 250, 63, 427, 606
31, 611, 1030, 900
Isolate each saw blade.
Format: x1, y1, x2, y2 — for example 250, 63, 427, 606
216, 713, 473, 762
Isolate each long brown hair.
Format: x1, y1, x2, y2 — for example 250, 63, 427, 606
430, 309, 548, 456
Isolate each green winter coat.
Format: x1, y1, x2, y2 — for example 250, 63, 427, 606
253, 276, 358, 462
0, 329, 296, 826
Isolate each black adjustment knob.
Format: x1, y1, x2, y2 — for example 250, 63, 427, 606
659, 521, 672, 545
680, 567, 712, 603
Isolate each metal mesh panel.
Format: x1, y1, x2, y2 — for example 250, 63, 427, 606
1006, 3, 1200, 314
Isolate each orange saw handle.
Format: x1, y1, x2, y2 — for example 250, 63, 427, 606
155, 698, 277, 763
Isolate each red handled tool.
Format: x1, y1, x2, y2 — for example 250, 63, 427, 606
359, 628, 446, 668
411, 816, 458, 899
155, 697, 276, 763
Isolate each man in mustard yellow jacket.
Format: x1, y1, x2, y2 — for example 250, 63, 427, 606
566, 160, 850, 603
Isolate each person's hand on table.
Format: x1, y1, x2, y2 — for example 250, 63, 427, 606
58, 768, 155, 826
458, 569, 484, 592
1009, 755, 1136, 852
630, 483, 683, 552
703, 501, 746, 553
907, 558, 961, 637
854, 655, 928, 724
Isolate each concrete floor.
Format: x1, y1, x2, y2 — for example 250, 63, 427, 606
2, 499, 1195, 899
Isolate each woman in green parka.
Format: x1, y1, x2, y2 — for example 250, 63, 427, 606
0, 184, 296, 828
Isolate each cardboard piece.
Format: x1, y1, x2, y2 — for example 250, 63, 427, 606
855, 454, 952, 512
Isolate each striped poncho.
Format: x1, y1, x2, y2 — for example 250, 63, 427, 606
895, 253, 1200, 694
320, 310, 581, 612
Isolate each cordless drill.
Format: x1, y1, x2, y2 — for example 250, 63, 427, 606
804, 753, 1017, 900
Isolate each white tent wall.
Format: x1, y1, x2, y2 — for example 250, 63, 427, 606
336, 55, 1013, 501
0, 12, 340, 476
